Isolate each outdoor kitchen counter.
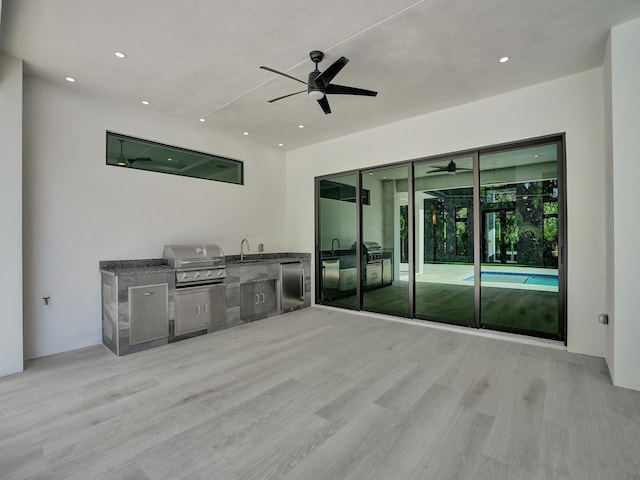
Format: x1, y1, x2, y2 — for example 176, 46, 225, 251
100, 253, 311, 356
224, 253, 312, 327
99, 254, 311, 271
225, 252, 311, 265
99, 259, 174, 276
99, 259, 176, 357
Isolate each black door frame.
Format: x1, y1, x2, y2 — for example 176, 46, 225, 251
314, 133, 567, 344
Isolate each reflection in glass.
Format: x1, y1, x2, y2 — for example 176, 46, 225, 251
317, 174, 359, 308
360, 166, 410, 316
413, 157, 475, 326
313, 136, 563, 341
479, 144, 559, 336
106, 132, 243, 184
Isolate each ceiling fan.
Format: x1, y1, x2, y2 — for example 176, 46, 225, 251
260, 50, 377, 114
427, 160, 472, 175
115, 139, 152, 167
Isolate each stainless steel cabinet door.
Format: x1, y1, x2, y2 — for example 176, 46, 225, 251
241, 282, 258, 320
281, 262, 304, 312
382, 258, 392, 285
241, 280, 277, 320
338, 268, 357, 291
175, 286, 225, 335
256, 280, 277, 315
322, 259, 340, 290
365, 264, 382, 289
129, 283, 169, 345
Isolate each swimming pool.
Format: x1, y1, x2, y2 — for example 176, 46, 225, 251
463, 271, 558, 287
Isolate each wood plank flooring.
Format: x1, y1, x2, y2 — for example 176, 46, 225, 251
1, 307, 639, 480
329, 281, 559, 335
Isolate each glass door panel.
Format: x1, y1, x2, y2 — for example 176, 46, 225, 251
361, 165, 410, 316
479, 143, 560, 337
317, 174, 358, 308
314, 135, 565, 342
413, 157, 475, 326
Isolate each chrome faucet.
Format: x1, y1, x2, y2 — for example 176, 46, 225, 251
331, 238, 340, 254
240, 238, 250, 261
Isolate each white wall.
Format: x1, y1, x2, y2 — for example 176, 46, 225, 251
608, 18, 640, 391
286, 68, 607, 358
603, 33, 615, 380
22, 76, 287, 359
0, 53, 24, 376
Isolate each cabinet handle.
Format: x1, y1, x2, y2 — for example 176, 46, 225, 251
202, 303, 208, 315
300, 269, 304, 300
196, 304, 201, 316
255, 293, 260, 305
261, 292, 266, 303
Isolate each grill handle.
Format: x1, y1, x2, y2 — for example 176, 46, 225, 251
179, 259, 223, 266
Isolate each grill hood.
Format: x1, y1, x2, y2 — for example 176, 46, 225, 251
162, 244, 225, 270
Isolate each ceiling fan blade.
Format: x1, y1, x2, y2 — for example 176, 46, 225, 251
126, 157, 153, 166
317, 96, 331, 115
267, 90, 306, 103
325, 84, 378, 97
260, 66, 309, 86
315, 57, 349, 86
427, 167, 448, 173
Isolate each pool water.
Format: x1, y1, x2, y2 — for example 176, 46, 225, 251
463, 271, 558, 287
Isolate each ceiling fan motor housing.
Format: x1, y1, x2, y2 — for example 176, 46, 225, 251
307, 71, 325, 99
309, 50, 324, 64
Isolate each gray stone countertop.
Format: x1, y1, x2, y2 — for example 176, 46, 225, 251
99, 259, 174, 276
100, 253, 311, 274
225, 253, 311, 266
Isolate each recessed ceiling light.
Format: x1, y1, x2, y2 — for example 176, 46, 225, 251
141, 100, 150, 105
114, 51, 126, 59
167, 158, 172, 161
298, 125, 304, 129
369, 173, 373, 175
533, 154, 540, 158
65, 76, 76, 83
243, 132, 249, 136
499, 56, 510, 63
278, 143, 284, 147
199, 118, 206, 123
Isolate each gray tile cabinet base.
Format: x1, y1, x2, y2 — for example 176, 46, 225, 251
225, 254, 312, 324
100, 254, 311, 356
100, 262, 175, 357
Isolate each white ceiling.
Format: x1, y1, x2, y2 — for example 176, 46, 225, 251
2, 0, 639, 151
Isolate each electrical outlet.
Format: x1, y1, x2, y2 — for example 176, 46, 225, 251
258, 243, 264, 252
598, 313, 609, 325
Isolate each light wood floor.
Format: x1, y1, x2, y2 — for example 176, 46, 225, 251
1, 308, 639, 480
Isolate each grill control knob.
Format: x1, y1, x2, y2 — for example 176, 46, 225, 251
195, 271, 200, 278
217, 270, 223, 276
206, 271, 212, 277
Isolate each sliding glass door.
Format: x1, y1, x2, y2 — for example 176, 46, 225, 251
413, 156, 475, 326
479, 142, 563, 337
360, 165, 411, 316
316, 173, 359, 309
315, 135, 565, 341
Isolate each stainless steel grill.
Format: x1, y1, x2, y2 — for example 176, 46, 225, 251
162, 244, 226, 287
362, 241, 383, 264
